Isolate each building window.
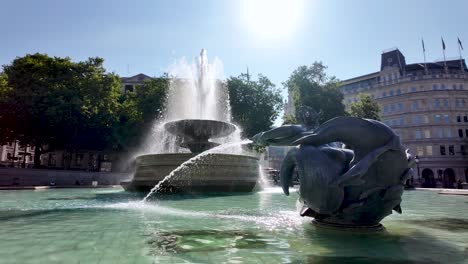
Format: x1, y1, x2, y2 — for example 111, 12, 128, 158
442, 99, 448, 107
398, 103, 403, 111
434, 99, 440, 108
48, 154, 56, 166
390, 90, 394, 96
459, 129, 463, 138
437, 128, 443, 138
384, 105, 389, 113
443, 114, 449, 122
466, 129, 468, 137
383, 91, 387, 97
124, 85, 134, 92
456, 99, 466, 108
76, 154, 84, 166
460, 84, 464, 90
464, 116, 468, 122
453, 84, 457, 90
457, 116, 462, 122
448, 145, 455, 155
445, 128, 452, 138
426, 146, 433, 156
423, 115, 429, 123
7, 153, 11, 159
434, 114, 441, 122
399, 117, 405, 125
411, 87, 417, 92
415, 130, 422, 139
390, 104, 395, 112
440, 145, 446, 155
417, 146, 424, 156
424, 129, 431, 138
433, 84, 438, 90
441, 84, 446, 90
461, 145, 467, 155
397, 89, 401, 95
412, 101, 418, 110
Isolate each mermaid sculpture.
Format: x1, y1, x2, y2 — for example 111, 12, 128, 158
252, 109, 413, 229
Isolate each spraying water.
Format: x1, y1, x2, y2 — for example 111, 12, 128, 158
141, 49, 238, 155
143, 140, 252, 201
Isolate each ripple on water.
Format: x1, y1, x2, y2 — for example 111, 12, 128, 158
403, 217, 468, 232
147, 230, 268, 255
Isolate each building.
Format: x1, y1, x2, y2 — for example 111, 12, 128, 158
121, 73, 153, 93
339, 48, 468, 187
0, 141, 35, 167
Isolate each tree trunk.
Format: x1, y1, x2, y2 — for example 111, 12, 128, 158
33, 144, 42, 168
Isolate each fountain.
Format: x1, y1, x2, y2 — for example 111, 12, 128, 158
121, 49, 259, 193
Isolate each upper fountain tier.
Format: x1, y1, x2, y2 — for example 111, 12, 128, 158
164, 119, 236, 153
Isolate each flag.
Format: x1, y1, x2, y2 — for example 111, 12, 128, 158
458, 37, 464, 50
442, 37, 446, 50
422, 38, 425, 52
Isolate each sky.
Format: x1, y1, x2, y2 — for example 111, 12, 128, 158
1, 0, 467, 124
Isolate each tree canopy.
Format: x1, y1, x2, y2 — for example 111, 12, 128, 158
1, 53, 121, 166
227, 73, 283, 138
284, 62, 345, 125
114, 76, 169, 151
348, 93, 381, 120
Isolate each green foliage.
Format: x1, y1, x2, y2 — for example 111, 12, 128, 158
1, 53, 122, 166
227, 73, 283, 138
282, 114, 297, 125
114, 76, 169, 151
284, 62, 345, 125
348, 93, 381, 120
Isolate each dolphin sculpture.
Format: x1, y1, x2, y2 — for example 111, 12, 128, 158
253, 116, 412, 227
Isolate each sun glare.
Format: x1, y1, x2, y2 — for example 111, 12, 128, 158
242, 0, 305, 40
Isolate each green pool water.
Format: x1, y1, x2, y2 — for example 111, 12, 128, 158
0, 187, 467, 264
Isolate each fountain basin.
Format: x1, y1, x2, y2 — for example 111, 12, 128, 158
164, 119, 237, 153
121, 153, 259, 193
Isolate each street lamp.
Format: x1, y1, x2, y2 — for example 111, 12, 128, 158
414, 155, 420, 185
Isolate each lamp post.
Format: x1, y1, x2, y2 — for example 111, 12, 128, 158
414, 156, 420, 185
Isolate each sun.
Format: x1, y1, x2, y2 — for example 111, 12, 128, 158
241, 0, 305, 40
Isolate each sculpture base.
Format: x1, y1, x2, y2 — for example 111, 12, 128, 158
311, 219, 384, 232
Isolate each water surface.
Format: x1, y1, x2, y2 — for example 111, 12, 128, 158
0, 188, 467, 263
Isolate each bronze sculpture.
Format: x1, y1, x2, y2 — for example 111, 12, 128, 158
253, 116, 413, 229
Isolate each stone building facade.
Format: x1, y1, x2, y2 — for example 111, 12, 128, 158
121, 73, 152, 93
340, 49, 468, 188
0, 141, 35, 167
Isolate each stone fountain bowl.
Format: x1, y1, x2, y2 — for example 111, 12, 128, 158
121, 153, 259, 193
164, 119, 236, 140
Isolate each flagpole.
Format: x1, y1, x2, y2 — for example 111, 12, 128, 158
442, 37, 448, 74
458, 38, 465, 74
422, 38, 428, 75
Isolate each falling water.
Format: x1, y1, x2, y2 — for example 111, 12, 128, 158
143, 140, 252, 201
140, 49, 238, 155
257, 165, 272, 189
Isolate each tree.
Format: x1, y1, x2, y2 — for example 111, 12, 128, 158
0, 72, 15, 144
1, 53, 121, 167
348, 93, 381, 120
282, 114, 297, 125
227, 73, 283, 138
284, 62, 345, 125
114, 76, 169, 151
